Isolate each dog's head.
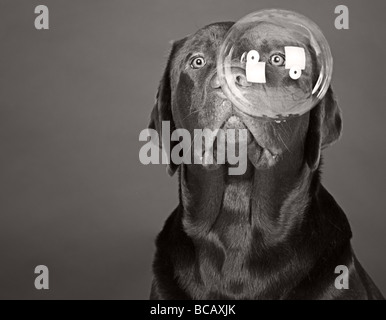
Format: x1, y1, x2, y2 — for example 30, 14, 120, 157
149, 22, 342, 175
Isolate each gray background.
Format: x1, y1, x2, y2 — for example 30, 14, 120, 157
0, 0, 385, 299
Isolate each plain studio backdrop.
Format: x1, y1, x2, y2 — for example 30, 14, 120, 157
0, 0, 385, 299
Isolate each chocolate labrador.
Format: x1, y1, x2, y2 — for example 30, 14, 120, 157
148, 22, 384, 300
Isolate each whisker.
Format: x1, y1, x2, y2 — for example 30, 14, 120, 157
279, 121, 291, 140
277, 131, 291, 153
187, 132, 199, 155
181, 108, 201, 122
270, 122, 291, 154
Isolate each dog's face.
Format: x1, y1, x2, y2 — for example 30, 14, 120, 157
150, 22, 342, 174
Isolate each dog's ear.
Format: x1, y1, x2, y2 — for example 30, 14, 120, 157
149, 39, 185, 176
305, 86, 343, 170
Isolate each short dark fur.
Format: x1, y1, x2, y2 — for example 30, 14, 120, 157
148, 23, 384, 300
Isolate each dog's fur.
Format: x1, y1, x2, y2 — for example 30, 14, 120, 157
148, 22, 384, 300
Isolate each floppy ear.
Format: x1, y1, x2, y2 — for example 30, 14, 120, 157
305, 86, 343, 170
149, 40, 184, 176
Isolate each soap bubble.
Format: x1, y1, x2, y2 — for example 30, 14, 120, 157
217, 9, 333, 120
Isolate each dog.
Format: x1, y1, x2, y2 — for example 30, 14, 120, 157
148, 21, 384, 300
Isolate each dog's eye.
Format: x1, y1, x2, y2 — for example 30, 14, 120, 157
270, 54, 285, 66
191, 57, 206, 69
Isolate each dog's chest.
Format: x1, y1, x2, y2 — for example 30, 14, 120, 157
178, 180, 262, 299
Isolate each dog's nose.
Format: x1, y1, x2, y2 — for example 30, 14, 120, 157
233, 69, 252, 87
210, 73, 221, 89
210, 69, 252, 89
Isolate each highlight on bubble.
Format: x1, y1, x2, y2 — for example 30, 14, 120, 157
245, 50, 266, 84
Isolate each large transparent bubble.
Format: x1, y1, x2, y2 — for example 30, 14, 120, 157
217, 9, 333, 120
